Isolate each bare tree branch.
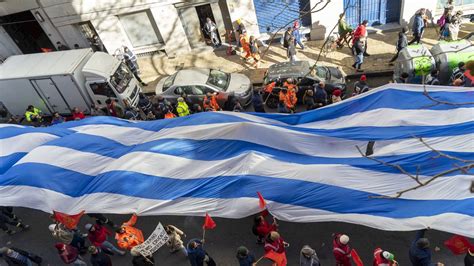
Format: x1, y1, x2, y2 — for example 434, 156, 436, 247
357, 137, 473, 199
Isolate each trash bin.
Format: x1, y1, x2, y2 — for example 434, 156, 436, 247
430, 40, 474, 84
394, 44, 436, 84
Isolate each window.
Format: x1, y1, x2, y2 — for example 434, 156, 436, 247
309, 66, 328, 81
120, 11, 164, 47
163, 73, 177, 91
206, 69, 230, 91
110, 63, 132, 93
174, 86, 193, 95
90, 82, 115, 97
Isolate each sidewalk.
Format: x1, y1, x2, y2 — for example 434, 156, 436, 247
138, 23, 474, 94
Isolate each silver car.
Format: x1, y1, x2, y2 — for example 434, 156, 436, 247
156, 68, 253, 106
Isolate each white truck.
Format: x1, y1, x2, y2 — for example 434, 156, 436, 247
0, 48, 141, 117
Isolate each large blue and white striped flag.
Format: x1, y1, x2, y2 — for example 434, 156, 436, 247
0, 84, 472, 236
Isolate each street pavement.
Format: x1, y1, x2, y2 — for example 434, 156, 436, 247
0, 207, 469, 266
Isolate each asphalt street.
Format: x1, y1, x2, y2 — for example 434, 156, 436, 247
0, 208, 469, 266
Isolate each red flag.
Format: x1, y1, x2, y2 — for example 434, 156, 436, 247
257, 191, 266, 209
53, 210, 84, 230
40, 48, 53, 53
264, 250, 287, 266
444, 235, 472, 255
351, 249, 364, 266
202, 213, 216, 230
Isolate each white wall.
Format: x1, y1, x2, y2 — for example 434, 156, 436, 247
400, 0, 438, 27
226, 0, 260, 36
310, 0, 343, 40
0, 0, 38, 16
90, 16, 132, 55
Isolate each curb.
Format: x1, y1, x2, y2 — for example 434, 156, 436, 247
346, 70, 394, 80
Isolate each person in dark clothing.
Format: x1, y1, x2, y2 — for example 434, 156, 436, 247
89, 246, 112, 266
303, 90, 317, 111
0, 247, 42, 266
130, 247, 154, 266
87, 213, 116, 230
57, 41, 70, 51
465, 247, 474, 266
0, 207, 29, 235
395, 72, 410, 84
122, 46, 147, 86
287, 37, 297, 62
153, 96, 172, 119
425, 69, 440, 85
450, 62, 466, 84
252, 89, 265, 113
283, 27, 293, 48
353, 75, 370, 95
353, 37, 365, 72
408, 9, 426, 45
389, 27, 408, 64
409, 230, 444, 266
137, 93, 153, 115
236, 246, 256, 266
314, 82, 328, 108
187, 239, 216, 266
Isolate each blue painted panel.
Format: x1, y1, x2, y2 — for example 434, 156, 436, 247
253, 0, 311, 33
344, 0, 399, 28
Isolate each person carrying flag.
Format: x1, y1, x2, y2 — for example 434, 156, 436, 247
373, 247, 398, 266
115, 214, 144, 250
252, 212, 278, 244
333, 233, 352, 266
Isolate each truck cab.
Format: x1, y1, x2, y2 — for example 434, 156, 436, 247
82, 52, 140, 110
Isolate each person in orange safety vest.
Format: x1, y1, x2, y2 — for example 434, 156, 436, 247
115, 214, 144, 250
203, 92, 221, 111
240, 32, 251, 60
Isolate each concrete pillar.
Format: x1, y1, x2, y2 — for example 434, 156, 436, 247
309, 0, 343, 40
226, 0, 260, 36
0, 26, 21, 58
399, 0, 438, 27
150, 5, 191, 57
91, 16, 132, 55
210, 2, 226, 43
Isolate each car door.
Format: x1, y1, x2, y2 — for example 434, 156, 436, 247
191, 85, 215, 106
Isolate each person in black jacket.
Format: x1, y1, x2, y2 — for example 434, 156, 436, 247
0, 207, 29, 235
389, 27, 408, 64
130, 247, 154, 266
352, 37, 366, 72
0, 247, 42, 266
252, 89, 265, 113
89, 246, 112, 266
283, 27, 293, 49
287, 37, 297, 62
408, 229, 444, 266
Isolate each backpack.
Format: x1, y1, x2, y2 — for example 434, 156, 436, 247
437, 15, 446, 27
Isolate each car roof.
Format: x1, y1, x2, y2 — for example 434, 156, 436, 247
173, 68, 210, 86
267, 61, 313, 79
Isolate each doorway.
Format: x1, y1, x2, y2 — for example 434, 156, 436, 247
0, 11, 55, 54
195, 4, 220, 44
343, 0, 402, 27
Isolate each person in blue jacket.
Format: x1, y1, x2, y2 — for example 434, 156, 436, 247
409, 229, 444, 266
187, 239, 216, 266
408, 9, 426, 45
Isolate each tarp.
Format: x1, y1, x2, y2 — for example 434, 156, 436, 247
0, 84, 473, 236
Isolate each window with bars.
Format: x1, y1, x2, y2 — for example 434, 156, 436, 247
119, 11, 164, 48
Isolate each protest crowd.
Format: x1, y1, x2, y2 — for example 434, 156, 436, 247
1, 1, 473, 266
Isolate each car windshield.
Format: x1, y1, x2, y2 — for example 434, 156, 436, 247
206, 69, 229, 91
110, 63, 132, 93
163, 73, 177, 91
310, 66, 328, 80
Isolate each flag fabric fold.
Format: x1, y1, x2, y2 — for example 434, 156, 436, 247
0, 84, 473, 237
264, 250, 287, 266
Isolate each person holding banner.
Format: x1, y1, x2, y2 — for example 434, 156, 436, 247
165, 224, 187, 256
115, 214, 144, 250
130, 247, 155, 266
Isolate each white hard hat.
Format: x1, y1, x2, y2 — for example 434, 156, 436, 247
48, 224, 56, 232
339, 234, 350, 245
383, 251, 395, 261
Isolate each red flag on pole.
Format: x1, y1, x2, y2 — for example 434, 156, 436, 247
202, 213, 216, 230
264, 250, 287, 266
53, 210, 84, 230
257, 191, 266, 209
351, 249, 364, 266
444, 235, 472, 255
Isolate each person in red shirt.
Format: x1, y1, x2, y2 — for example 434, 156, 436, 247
72, 107, 85, 120
252, 212, 278, 244
54, 243, 87, 265
333, 233, 352, 266
85, 223, 125, 255
264, 231, 289, 254
373, 247, 398, 266
353, 20, 369, 56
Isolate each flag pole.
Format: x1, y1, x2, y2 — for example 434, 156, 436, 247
254, 255, 265, 265
202, 228, 206, 247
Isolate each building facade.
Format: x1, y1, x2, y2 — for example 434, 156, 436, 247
0, 0, 469, 60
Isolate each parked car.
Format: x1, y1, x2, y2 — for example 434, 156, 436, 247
262, 61, 346, 108
155, 68, 253, 108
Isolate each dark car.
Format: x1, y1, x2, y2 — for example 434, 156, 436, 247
262, 61, 346, 108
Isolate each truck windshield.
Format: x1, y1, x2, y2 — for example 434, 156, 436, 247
110, 63, 132, 93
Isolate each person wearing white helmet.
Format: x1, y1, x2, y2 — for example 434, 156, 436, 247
373, 247, 398, 266
332, 233, 352, 266
48, 223, 87, 253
